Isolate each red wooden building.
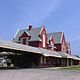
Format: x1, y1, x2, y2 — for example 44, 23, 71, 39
13, 26, 68, 53
47, 32, 68, 52
13, 25, 80, 67
47, 32, 80, 66
13, 25, 48, 49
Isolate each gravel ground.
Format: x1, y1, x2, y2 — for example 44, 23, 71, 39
0, 68, 80, 80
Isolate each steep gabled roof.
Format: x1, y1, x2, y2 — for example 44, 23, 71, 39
47, 32, 63, 44
13, 27, 42, 42
13, 30, 27, 42
26, 27, 42, 41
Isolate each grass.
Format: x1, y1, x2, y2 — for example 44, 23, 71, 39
62, 65, 80, 70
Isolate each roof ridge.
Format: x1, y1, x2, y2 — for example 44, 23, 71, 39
48, 32, 63, 34
20, 27, 42, 31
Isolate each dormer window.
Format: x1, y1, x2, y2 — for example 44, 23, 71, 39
19, 32, 30, 45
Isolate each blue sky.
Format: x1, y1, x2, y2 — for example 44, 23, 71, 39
0, 0, 80, 55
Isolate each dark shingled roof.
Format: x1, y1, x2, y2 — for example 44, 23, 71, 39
13, 27, 42, 42
58, 51, 73, 58
0, 40, 63, 58
0, 40, 42, 54
47, 32, 63, 44
26, 27, 42, 41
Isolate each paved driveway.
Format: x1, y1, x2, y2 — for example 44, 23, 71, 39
0, 69, 80, 80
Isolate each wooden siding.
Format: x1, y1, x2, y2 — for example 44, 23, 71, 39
39, 27, 48, 49
29, 41, 40, 47
61, 34, 67, 53
48, 37, 54, 50
19, 32, 30, 45
54, 44, 61, 51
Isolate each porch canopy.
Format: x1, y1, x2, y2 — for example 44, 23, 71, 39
0, 52, 9, 56
58, 51, 73, 58
72, 55, 80, 60
39, 48, 62, 58
0, 40, 42, 54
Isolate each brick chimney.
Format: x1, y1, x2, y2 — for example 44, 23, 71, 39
29, 25, 32, 30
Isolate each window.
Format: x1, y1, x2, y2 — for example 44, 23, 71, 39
51, 41, 54, 50
19, 37, 29, 45
43, 34, 46, 48
62, 40, 67, 52
23, 38, 26, 45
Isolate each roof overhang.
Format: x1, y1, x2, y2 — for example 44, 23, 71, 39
39, 48, 62, 58
58, 51, 73, 58
72, 55, 80, 60
0, 40, 42, 55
